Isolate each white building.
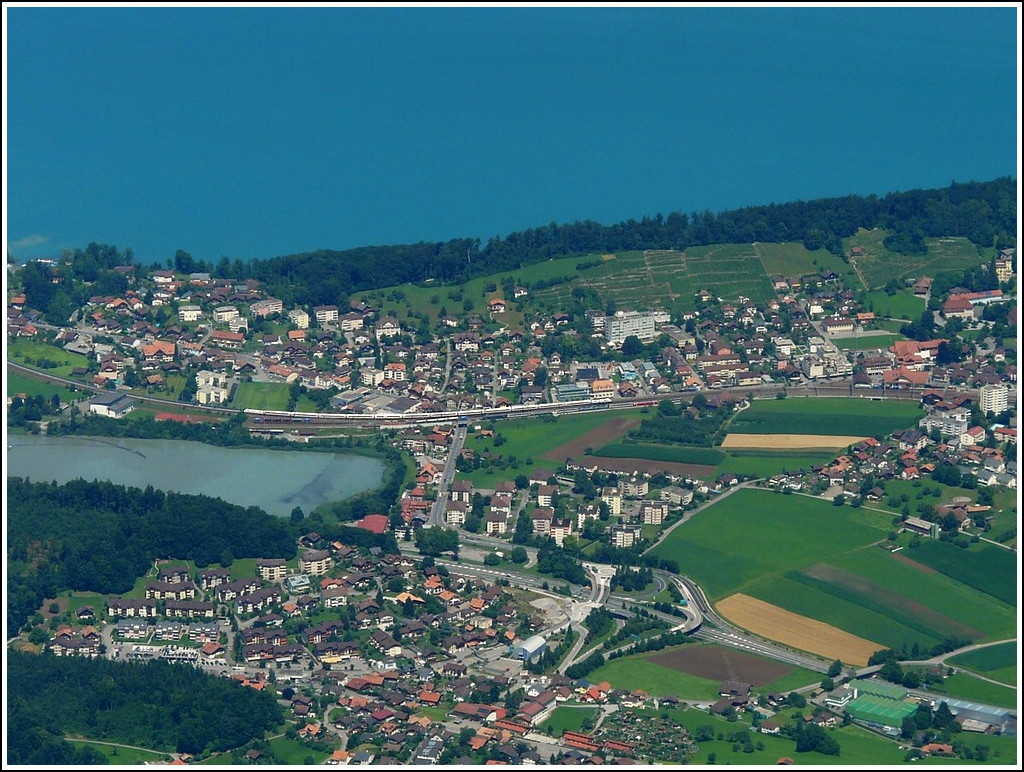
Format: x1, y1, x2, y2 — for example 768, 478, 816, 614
979, 383, 1008, 415
288, 309, 310, 329
605, 311, 657, 345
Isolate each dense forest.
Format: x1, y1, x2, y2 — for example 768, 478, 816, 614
7, 651, 283, 761
245, 177, 1017, 307
15, 177, 1015, 324
6, 477, 297, 637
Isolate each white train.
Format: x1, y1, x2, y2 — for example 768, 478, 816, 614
245, 397, 614, 425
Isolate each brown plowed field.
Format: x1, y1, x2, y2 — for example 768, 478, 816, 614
891, 553, 938, 575
648, 644, 793, 686
542, 417, 717, 477
717, 594, 882, 666
541, 417, 639, 460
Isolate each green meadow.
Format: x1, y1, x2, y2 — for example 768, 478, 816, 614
848, 229, 990, 290
593, 441, 725, 466
543, 706, 600, 736
7, 339, 91, 378
661, 707, 912, 766
67, 740, 171, 764
6, 366, 82, 402
865, 289, 925, 320
928, 672, 1017, 709
648, 490, 892, 600
831, 333, 903, 351
647, 489, 1015, 654
231, 381, 292, 411
727, 397, 924, 437
584, 654, 724, 701
947, 642, 1017, 685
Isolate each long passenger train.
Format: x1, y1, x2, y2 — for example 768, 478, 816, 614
245, 397, 614, 425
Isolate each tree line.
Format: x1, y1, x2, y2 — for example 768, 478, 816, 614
6, 477, 296, 637
7, 651, 283, 762
244, 178, 1015, 309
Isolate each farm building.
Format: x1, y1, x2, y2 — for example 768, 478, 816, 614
941, 698, 1015, 735
511, 635, 547, 662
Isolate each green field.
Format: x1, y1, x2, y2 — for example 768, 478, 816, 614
67, 739, 172, 764
593, 441, 725, 466
456, 408, 652, 485
263, 736, 332, 765
849, 229, 990, 289
865, 289, 925, 320
831, 333, 903, 351
948, 642, 1017, 684
902, 540, 1017, 606
927, 672, 1018, 709
231, 381, 292, 411
714, 452, 838, 478
647, 489, 1015, 654
662, 707, 911, 766
7, 340, 91, 378
6, 367, 83, 402
727, 397, 924, 437
649, 490, 892, 599
755, 547, 1016, 652
584, 654, 723, 701
543, 706, 600, 736
755, 242, 829, 280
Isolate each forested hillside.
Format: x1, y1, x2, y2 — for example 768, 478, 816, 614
247, 177, 1016, 307
7, 652, 283, 761
6, 477, 296, 637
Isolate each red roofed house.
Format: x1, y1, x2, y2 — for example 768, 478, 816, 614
354, 514, 390, 534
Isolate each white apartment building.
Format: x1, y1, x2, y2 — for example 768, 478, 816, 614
980, 383, 1009, 415
605, 311, 657, 345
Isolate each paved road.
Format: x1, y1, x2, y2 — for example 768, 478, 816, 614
426, 423, 468, 527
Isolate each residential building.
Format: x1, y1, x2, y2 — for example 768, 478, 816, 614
605, 311, 657, 345
980, 383, 1008, 415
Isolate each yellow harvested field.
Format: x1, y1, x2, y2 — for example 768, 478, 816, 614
717, 594, 882, 667
720, 433, 868, 450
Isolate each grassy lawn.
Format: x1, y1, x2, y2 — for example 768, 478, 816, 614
663, 707, 910, 766
648, 489, 892, 600
67, 739, 172, 764
648, 488, 1014, 655
755, 242, 826, 280
584, 653, 722, 700
594, 441, 725, 466
265, 736, 333, 765
927, 672, 1017, 709
415, 705, 452, 722
7, 339, 91, 377
901, 539, 1016, 606
542, 706, 600, 736
231, 381, 292, 411
831, 333, 903, 351
6, 367, 83, 402
467, 409, 645, 460
714, 451, 837, 478
865, 289, 925, 320
947, 642, 1017, 684
827, 546, 1015, 640
727, 397, 924, 437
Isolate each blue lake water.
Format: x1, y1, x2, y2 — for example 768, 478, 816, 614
5, 435, 385, 517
